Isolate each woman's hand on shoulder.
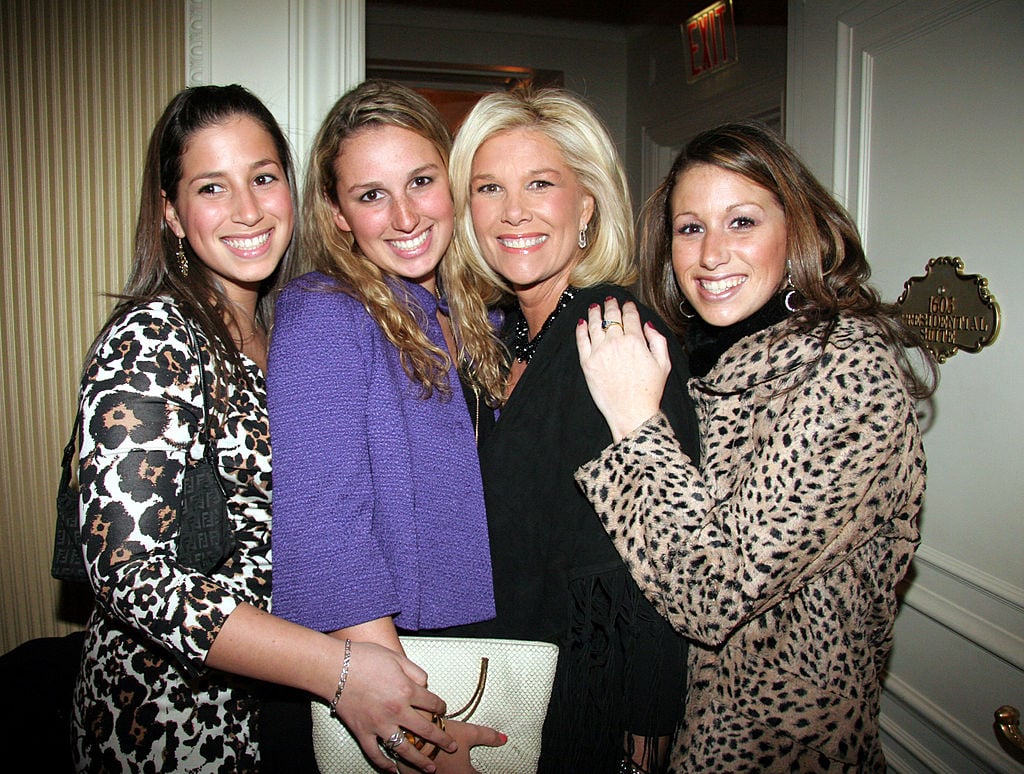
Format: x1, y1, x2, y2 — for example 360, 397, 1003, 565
576, 298, 670, 442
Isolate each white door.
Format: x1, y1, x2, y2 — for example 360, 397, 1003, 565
787, 1, 1024, 770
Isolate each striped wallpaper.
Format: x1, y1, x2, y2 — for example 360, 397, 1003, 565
0, 0, 184, 652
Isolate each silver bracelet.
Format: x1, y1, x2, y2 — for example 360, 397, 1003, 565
329, 638, 352, 714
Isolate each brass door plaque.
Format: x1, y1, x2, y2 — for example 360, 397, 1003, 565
896, 256, 1000, 363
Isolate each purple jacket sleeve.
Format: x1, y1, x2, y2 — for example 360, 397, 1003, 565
267, 279, 401, 631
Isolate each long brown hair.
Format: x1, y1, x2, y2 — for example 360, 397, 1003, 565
639, 120, 937, 398
107, 84, 298, 383
301, 79, 457, 399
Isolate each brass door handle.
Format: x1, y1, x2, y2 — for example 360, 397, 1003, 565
995, 705, 1024, 752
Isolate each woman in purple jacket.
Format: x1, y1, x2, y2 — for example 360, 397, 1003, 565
266, 80, 504, 771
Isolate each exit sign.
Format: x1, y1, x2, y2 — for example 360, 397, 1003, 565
683, 0, 738, 82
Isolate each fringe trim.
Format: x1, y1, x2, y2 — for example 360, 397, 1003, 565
538, 567, 686, 774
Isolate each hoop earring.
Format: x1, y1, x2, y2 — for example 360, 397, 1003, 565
783, 258, 798, 312
678, 298, 696, 319
784, 289, 798, 312
176, 238, 189, 277
578, 223, 589, 250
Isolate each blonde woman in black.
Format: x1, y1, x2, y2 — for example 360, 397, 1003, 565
441, 88, 700, 774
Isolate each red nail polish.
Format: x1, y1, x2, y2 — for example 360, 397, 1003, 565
499, 733, 508, 744
589, 303, 599, 309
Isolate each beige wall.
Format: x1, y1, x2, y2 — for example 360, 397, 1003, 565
0, 0, 184, 652
624, 22, 787, 207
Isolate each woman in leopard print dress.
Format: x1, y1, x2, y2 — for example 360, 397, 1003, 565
574, 122, 937, 772
70, 85, 461, 773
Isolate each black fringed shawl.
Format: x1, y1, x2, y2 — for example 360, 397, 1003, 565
442, 284, 701, 773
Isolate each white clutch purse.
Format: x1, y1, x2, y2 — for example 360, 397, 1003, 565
311, 636, 559, 774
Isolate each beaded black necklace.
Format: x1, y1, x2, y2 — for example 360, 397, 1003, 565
511, 286, 578, 363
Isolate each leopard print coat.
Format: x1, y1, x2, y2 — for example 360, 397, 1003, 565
575, 315, 925, 772
71, 299, 272, 772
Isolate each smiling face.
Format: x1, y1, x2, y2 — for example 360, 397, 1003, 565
469, 128, 594, 305
163, 115, 293, 304
670, 163, 788, 327
330, 124, 453, 291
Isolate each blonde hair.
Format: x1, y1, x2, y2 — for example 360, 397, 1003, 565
300, 79, 455, 397
442, 88, 636, 404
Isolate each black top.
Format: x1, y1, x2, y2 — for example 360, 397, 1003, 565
445, 284, 701, 773
684, 290, 792, 377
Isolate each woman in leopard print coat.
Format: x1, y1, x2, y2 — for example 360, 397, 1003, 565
574, 122, 936, 772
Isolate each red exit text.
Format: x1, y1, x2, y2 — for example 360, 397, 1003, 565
684, 1, 738, 82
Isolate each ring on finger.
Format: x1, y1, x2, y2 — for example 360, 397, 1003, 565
382, 729, 406, 753
404, 731, 427, 751
602, 319, 623, 331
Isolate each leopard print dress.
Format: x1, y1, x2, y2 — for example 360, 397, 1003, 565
576, 315, 926, 773
70, 299, 272, 773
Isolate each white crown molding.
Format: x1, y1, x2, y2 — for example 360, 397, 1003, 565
880, 709, 961, 774
916, 544, 1024, 610
832, 0, 999, 236
289, 0, 365, 169
902, 580, 1024, 671
639, 127, 678, 206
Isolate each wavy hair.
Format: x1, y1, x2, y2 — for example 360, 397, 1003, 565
301, 79, 463, 399
108, 84, 298, 386
442, 87, 636, 404
638, 120, 936, 397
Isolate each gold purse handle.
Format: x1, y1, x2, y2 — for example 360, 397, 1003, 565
444, 657, 489, 722
410, 655, 491, 761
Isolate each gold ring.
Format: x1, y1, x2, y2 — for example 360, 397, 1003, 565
404, 731, 426, 750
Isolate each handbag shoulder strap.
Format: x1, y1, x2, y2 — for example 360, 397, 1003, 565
59, 411, 81, 490
180, 317, 222, 467
179, 317, 230, 509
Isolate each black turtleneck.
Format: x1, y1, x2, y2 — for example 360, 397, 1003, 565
684, 292, 792, 378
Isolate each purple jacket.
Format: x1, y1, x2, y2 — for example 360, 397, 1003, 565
267, 272, 495, 631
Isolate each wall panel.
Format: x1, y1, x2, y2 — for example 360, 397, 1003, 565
787, 1, 1024, 768
0, 0, 184, 652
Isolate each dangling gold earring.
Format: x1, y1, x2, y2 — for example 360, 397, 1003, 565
577, 223, 589, 250
176, 238, 188, 277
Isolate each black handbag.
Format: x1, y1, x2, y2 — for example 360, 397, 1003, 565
51, 319, 236, 583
